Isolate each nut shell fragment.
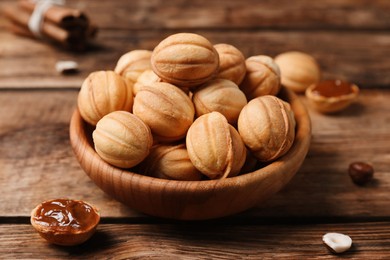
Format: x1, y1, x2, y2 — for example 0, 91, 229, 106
55, 60, 79, 74
322, 232, 352, 254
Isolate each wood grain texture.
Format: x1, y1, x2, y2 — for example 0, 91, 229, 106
1, 222, 390, 259
0, 89, 389, 219
0, 0, 389, 89
0, 90, 138, 218
1, 30, 390, 89
255, 90, 390, 218
1, 0, 389, 257
1, 0, 389, 30
75, 0, 390, 30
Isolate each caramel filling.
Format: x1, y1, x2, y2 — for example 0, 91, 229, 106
312, 80, 353, 98
33, 199, 98, 231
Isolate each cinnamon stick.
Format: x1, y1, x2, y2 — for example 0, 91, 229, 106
2, 1, 97, 51
18, 0, 89, 28
8, 21, 87, 51
8, 22, 35, 39
2, 4, 69, 42
3, 5, 92, 51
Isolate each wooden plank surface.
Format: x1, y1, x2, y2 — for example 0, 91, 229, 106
1, 0, 390, 258
1, 30, 390, 89
1, 0, 390, 89
0, 89, 137, 218
1, 89, 389, 219
1, 0, 390, 30
1, 222, 389, 259
86, 0, 390, 30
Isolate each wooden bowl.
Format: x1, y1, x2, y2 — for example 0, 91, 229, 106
69, 88, 311, 220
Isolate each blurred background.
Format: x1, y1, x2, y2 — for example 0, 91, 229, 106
1, 0, 389, 89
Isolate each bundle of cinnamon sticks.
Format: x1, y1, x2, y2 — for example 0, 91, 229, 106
2, 0, 97, 51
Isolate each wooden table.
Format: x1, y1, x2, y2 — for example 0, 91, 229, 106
1, 0, 389, 258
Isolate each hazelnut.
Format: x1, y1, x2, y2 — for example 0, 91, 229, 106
274, 51, 321, 93
186, 112, 246, 179
238, 95, 296, 162
322, 232, 352, 254
93, 111, 153, 168
151, 33, 219, 88
141, 144, 203, 181
192, 78, 247, 125
114, 50, 152, 88
77, 70, 133, 126
240, 55, 281, 100
306, 79, 359, 114
214, 43, 246, 85
133, 82, 195, 142
31, 199, 100, 246
348, 161, 374, 185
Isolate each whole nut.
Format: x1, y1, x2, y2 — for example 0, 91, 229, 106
133, 70, 189, 97
186, 112, 246, 179
93, 111, 153, 168
133, 82, 195, 142
114, 50, 152, 88
141, 144, 203, 181
78, 71, 133, 126
31, 199, 100, 246
151, 33, 219, 88
133, 69, 162, 96
322, 232, 352, 254
238, 95, 296, 162
214, 43, 246, 85
192, 78, 247, 125
348, 161, 374, 185
240, 55, 281, 100
275, 51, 321, 93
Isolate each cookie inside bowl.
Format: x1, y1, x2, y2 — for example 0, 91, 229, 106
69, 87, 311, 220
